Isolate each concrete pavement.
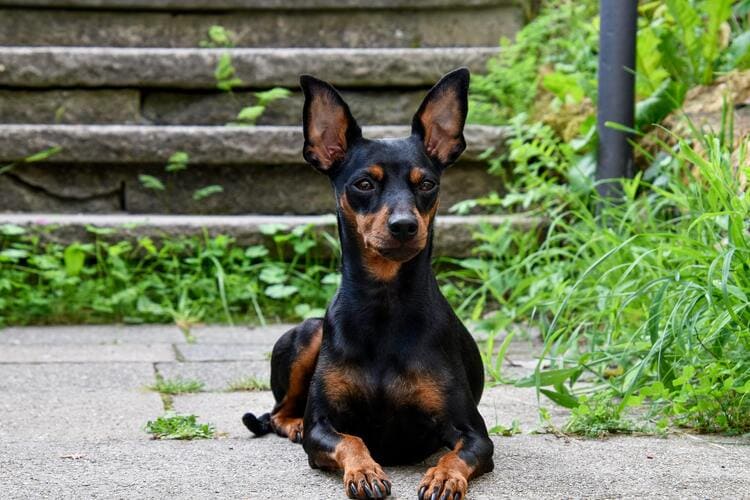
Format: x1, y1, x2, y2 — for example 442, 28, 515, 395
0, 324, 748, 499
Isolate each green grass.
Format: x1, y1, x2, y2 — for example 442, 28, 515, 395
149, 378, 205, 395
0, 224, 338, 328
447, 128, 750, 435
145, 413, 215, 440
226, 376, 270, 392
488, 419, 522, 437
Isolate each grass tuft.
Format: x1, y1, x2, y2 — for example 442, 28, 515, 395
145, 413, 214, 440
149, 378, 204, 395
226, 376, 270, 392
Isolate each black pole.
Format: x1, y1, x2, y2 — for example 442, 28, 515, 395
596, 0, 637, 199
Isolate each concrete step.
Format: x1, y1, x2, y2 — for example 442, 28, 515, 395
0, 213, 541, 258
0, 88, 428, 126
0, 47, 499, 89
0, 2, 520, 48
0, 124, 505, 165
0, 0, 512, 9
0, 124, 507, 215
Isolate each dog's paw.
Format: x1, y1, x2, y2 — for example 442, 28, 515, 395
417, 465, 467, 500
270, 415, 304, 443
344, 462, 391, 499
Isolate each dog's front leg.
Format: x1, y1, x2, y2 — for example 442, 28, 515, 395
303, 418, 392, 499
417, 420, 494, 500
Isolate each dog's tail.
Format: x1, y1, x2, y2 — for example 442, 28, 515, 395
242, 412, 273, 436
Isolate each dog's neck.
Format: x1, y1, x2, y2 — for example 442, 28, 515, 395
335, 213, 438, 299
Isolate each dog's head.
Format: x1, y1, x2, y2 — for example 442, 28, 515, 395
300, 68, 469, 272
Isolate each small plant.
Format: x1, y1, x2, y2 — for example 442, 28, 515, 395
226, 376, 270, 392
200, 25, 235, 48
229, 87, 292, 127
215, 53, 243, 92
145, 413, 214, 440
562, 392, 643, 438
488, 419, 522, 437
149, 377, 204, 395
1, 146, 63, 175
138, 151, 225, 204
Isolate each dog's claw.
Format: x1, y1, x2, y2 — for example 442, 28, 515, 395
362, 480, 374, 498
418, 485, 427, 500
349, 482, 359, 498
430, 487, 439, 500
372, 481, 383, 498
384, 480, 392, 495
453, 493, 461, 500
440, 489, 452, 500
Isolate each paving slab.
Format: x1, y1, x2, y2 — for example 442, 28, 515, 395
0, 324, 184, 345
0, 343, 175, 363
171, 387, 567, 440
186, 324, 292, 345
175, 343, 272, 362
0, 362, 155, 392
172, 392, 274, 438
0, 391, 163, 443
156, 361, 271, 392
0, 434, 747, 499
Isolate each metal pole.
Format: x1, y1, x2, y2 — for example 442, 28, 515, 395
596, 0, 637, 199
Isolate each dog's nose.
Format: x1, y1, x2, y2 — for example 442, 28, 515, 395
388, 214, 418, 242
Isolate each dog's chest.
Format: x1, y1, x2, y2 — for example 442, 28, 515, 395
321, 364, 444, 415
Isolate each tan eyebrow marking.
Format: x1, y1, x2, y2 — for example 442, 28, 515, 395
409, 167, 426, 184
367, 164, 384, 181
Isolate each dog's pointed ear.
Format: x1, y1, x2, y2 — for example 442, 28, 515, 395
411, 68, 469, 169
300, 75, 361, 174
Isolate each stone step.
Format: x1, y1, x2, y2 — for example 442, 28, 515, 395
0, 88, 427, 126
0, 213, 541, 258
0, 2, 520, 48
0, 124, 505, 165
0, 0, 512, 9
0, 47, 499, 89
0, 124, 508, 215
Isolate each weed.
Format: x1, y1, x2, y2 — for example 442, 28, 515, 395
226, 376, 270, 392
562, 392, 643, 438
149, 378, 205, 395
139, 152, 224, 204
200, 25, 235, 48
488, 419, 522, 437
145, 413, 214, 440
0, 224, 339, 327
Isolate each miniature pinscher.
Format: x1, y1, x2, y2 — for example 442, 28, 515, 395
243, 68, 494, 500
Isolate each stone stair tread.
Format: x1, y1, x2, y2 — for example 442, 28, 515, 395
0, 213, 542, 257
0, 0, 513, 10
0, 124, 508, 165
0, 46, 499, 88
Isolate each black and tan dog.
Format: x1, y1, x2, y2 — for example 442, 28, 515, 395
243, 68, 494, 500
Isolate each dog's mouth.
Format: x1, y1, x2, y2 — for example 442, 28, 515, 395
372, 241, 425, 262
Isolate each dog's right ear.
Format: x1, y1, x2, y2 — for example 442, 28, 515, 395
300, 75, 361, 174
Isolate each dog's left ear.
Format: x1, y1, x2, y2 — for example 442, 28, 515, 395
300, 74, 361, 174
411, 67, 469, 169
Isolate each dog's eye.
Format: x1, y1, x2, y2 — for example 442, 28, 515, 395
354, 179, 375, 191
418, 180, 436, 192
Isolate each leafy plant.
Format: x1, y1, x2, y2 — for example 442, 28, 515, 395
145, 413, 214, 440
488, 419, 522, 437
149, 378, 205, 395
215, 53, 243, 92
226, 376, 270, 392
138, 152, 224, 204
0, 224, 340, 327
200, 25, 235, 48
230, 87, 292, 127
1, 146, 63, 175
